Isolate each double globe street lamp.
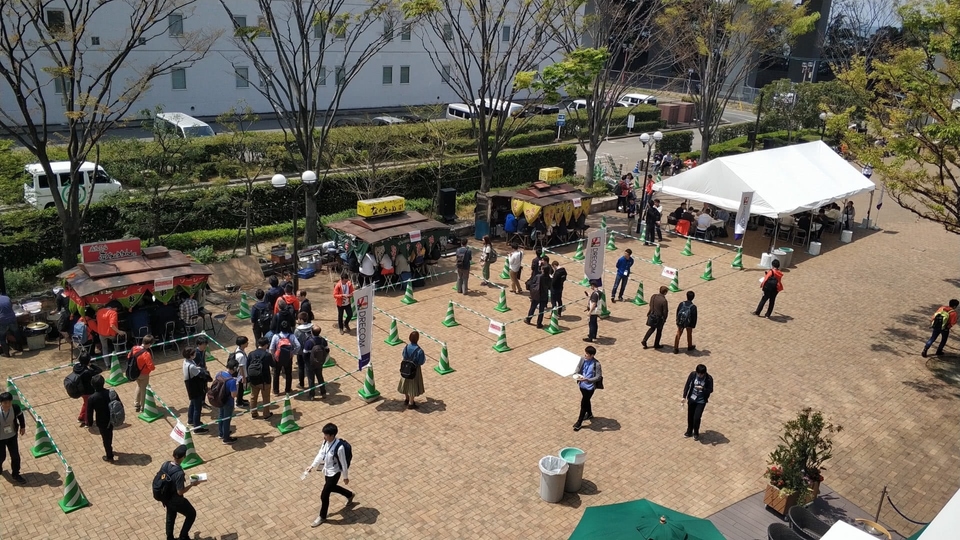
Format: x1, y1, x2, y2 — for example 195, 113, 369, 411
271, 170, 318, 291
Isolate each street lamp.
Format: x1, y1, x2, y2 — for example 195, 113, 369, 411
271, 170, 318, 291
638, 130, 664, 223
819, 112, 828, 140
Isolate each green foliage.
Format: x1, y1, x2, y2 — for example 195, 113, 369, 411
0, 140, 31, 205
5, 268, 44, 299
532, 47, 611, 102
764, 408, 841, 495
659, 131, 694, 154
188, 245, 218, 264
679, 129, 820, 160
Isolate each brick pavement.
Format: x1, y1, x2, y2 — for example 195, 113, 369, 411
0, 186, 957, 540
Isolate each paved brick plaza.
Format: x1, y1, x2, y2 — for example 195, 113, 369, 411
1, 188, 957, 540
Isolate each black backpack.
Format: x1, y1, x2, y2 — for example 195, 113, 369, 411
247, 351, 264, 379
256, 309, 273, 332
64, 371, 83, 399
333, 439, 353, 468
763, 273, 779, 293
126, 348, 146, 381
152, 461, 177, 503
677, 302, 693, 327
306, 337, 329, 371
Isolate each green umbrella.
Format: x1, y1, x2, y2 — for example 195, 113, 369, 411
569, 499, 727, 540
906, 525, 927, 540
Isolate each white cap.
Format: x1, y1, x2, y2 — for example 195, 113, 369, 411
53, 287, 64, 295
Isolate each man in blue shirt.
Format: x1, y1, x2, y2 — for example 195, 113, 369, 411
610, 249, 634, 303
0, 294, 22, 357
215, 359, 240, 444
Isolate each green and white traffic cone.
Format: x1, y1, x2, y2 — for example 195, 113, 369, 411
179, 429, 204, 470
492, 328, 511, 353
601, 215, 607, 229
632, 282, 648, 306
434, 344, 455, 375
639, 226, 646, 243
668, 271, 682, 292
58, 466, 90, 514
700, 259, 715, 281
579, 274, 590, 286
105, 354, 128, 387
499, 258, 510, 279
572, 239, 585, 261
237, 292, 251, 319
494, 288, 511, 313
441, 300, 459, 327
323, 352, 336, 368
544, 308, 562, 335
400, 281, 417, 305
384, 318, 404, 346
6, 379, 20, 409
606, 229, 617, 251
357, 366, 381, 402
680, 238, 694, 256
731, 247, 744, 269
30, 419, 55, 458
599, 291, 611, 318
137, 386, 164, 423
276, 396, 300, 435
651, 245, 662, 265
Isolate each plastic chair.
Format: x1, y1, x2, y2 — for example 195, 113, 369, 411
113, 334, 128, 355
768, 523, 805, 540
788, 506, 830, 540
778, 225, 794, 241
793, 228, 808, 247
133, 325, 150, 346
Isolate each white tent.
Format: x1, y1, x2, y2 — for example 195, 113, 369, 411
918, 486, 960, 539
656, 141, 876, 218
820, 521, 884, 540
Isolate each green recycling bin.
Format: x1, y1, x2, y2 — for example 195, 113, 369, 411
560, 447, 587, 492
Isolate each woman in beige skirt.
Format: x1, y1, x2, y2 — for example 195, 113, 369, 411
397, 331, 426, 409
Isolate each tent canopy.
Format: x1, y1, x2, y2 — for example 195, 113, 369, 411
821, 521, 885, 540
917, 486, 960, 540
656, 141, 876, 218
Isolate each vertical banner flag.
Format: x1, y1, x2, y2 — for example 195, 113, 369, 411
735, 191, 754, 238
355, 285, 374, 370
584, 227, 606, 282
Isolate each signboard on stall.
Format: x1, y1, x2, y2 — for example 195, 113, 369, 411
153, 277, 174, 291
80, 238, 142, 264
357, 196, 405, 218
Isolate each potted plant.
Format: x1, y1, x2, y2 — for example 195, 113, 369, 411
763, 408, 841, 516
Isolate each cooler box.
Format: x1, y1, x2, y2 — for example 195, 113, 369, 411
539, 167, 563, 181
296, 268, 316, 279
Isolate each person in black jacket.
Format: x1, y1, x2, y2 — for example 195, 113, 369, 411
673, 291, 698, 354
524, 266, 553, 328
549, 261, 567, 316
85, 375, 115, 462
271, 299, 297, 337
263, 276, 283, 310
298, 290, 314, 322
74, 354, 102, 426
250, 289, 272, 341
682, 364, 714, 441
643, 199, 661, 244
0, 391, 27, 483
247, 337, 276, 419
182, 348, 210, 433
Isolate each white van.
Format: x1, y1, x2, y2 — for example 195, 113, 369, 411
155, 112, 216, 139
445, 103, 476, 120
23, 161, 122, 209
473, 98, 525, 117
618, 93, 658, 107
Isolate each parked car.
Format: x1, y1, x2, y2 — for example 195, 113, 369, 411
372, 115, 407, 126
154, 112, 216, 139
23, 161, 123, 209
529, 104, 561, 115
618, 93, 658, 107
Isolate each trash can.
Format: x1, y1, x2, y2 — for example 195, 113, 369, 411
759, 252, 773, 269
840, 230, 853, 243
771, 249, 787, 268
776, 247, 793, 268
559, 447, 587, 492
808, 241, 821, 256
538, 455, 569, 503
25, 322, 48, 351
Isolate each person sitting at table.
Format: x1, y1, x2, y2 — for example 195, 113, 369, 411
695, 209, 713, 239
824, 204, 842, 223
556, 217, 570, 241
531, 218, 547, 244
504, 212, 518, 235
425, 237, 442, 265
381, 247, 396, 284
395, 249, 412, 283
780, 214, 796, 228
517, 214, 528, 236
178, 292, 200, 331
575, 213, 588, 236
813, 210, 827, 241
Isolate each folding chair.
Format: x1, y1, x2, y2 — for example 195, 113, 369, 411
792, 228, 808, 246
183, 316, 200, 347
162, 320, 180, 356
133, 325, 150, 346
212, 303, 231, 336
777, 225, 793, 241
762, 218, 776, 237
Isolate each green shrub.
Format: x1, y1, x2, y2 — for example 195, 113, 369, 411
5, 267, 44, 298
188, 245, 218, 264
660, 131, 695, 154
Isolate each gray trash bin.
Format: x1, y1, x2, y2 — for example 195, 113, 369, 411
538, 455, 568, 503
771, 249, 787, 268
776, 247, 793, 268
559, 447, 587, 492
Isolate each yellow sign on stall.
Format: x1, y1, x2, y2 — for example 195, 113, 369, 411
539, 167, 563, 181
357, 196, 405, 218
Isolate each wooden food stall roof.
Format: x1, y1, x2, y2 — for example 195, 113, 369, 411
492, 182, 592, 206
327, 211, 451, 244
59, 246, 212, 298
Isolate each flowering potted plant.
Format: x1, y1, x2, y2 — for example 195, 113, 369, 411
762, 408, 841, 516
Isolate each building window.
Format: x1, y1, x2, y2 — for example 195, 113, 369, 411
332, 20, 347, 40
502, 25, 511, 42
441, 64, 451, 83
168, 14, 183, 36
382, 66, 393, 84
90, 36, 100, 46
313, 22, 324, 39
335, 66, 345, 86
383, 15, 394, 41
233, 15, 247, 28
54, 77, 68, 94
46, 9, 65, 33
319, 66, 327, 86
442, 23, 453, 41
171, 68, 186, 90
499, 64, 507, 80
401, 24, 411, 41
235, 66, 249, 88
400, 66, 410, 84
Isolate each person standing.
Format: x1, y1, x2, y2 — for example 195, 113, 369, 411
274, 284, 300, 314
682, 364, 714, 441
270, 321, 301, 396
583, 280, 602, 343
653, 199, 665, 242
755, 259, 784, 318
0, 391, 27, 484
673, 291, 698, 354
129, 335, 156, 413
298, 290, 314, 322
305, 423, 355, 527
455, 238, 472, 294
264, 276, 283, 309
530, 248, 544, 278
96, 302, 125, 364
246, 337, 275, 419
302, 326, 328, 400
842, 201, 856, 231
233, 336, 250, 407
643, 200, 661, 244
642, 286, 669, 349
480, 235, 495, 285
213, 359, 239, 444
550, 261, 567, 316
193, 336, 211, 409
508, 243, 524, 294
250, 289, 272, 342
270, 299, 297, 338
524, 265, 553, 328
398, 331, 426, 409
0, 294, 22, 357
333, 273, 355, 335
182, 348, 209, 433
359, 251, 377, 287
922, 299, 960, 357
295, 312, 314, 389
572, 346, 602, 431
610, 249, 634, 302
160, 444, 200, 540
74, 354, 102, 425
85, 374, 116, 462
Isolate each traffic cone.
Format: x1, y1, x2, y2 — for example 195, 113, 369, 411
384, 318, 403, 346
606, 229, 617, 251
632, 282, 648, 306
601, 215, 607, 229
30, 419, 55, 458
276, 396, 300, 434
700, 260, 715, 281
731, 247, 744, 269
572, 239, 585, 261
6, 379, 21, 409
400, 281, 417, 304
350, 296, 357, 321
499, 258, 510, 279
138, 386, 164, 423
237, 292, 251, 319
179, 429, 204, 470
544, 308, 562, 335
494, 288, 511, 313
58, 466, 90, 514
492, 327, 511, 353
668, 271, 682, 292
652, 245, 662, 265
579, 274, 590, 286
639, 226, 646, 243
105, 354, 128, 387
441, 300, 459, 327
357, 366, 381, 402
434, 344, 455, 375
323, 352, 336, 368
599, 291, 611, 318
680, 238, 694, 256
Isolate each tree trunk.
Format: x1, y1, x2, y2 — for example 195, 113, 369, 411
479, 158, 493, 193
585, 151, 597, 189
61, 221, 82, 270
244, 197, 253, 256
700, 132, 711, 162
304, 187, 318, 245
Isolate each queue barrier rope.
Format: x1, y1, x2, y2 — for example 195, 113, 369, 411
372, 306, 444, 347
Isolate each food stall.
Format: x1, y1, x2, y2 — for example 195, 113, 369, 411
475, 181, 593, 245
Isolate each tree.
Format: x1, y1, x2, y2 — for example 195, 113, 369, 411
411, 0, 559, 192
409, 103, 456, 210
658, 0, 819, 161
756, 78, 864, 138
329, 123, 412, 200
217, 0, 430, 245
821, 0, 903, 75
0, 0, 217, 266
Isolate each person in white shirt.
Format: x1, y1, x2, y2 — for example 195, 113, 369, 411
233, 336, 249, 407
359, 252, 377, 287
507, 242, 524, 294
696, 211, 712, 237
304, 423, 354, 527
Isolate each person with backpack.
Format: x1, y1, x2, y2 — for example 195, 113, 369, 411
298, 290, 314, 322
682, 363, 714, 441
397, 331, 427, 409
610, 249, 634, 303
754, 259, 784, 318
573, 346, 603, 432
182, 348, 210, 433
128, 335, 156, 413
247, 337, 275, 419
455, 238, 472, 294
524, 265, 553, 328
72, 307, 97, 355
209, 358, 239, 444
295, 312, 314, 389
922, 299, 960, 357
274, 283, 300, 314
550, 261, 567, 316
270, 321, 301, 396
303, 326, 329, 400
232, 336, 250, 407
270, 298, 297, 339
642, 286, 670, 349
71, 354, 102, 425
333, 273, 355, 335
673, 291, 698, 354
304, 423, 354, 527
250, 289, 272, 341
156, 444, 201, 540
96, 302, 126, 365
193, 336, 212, 409
263, 276, 283, 310
479, 235, 497, 286
0, 391, 27, 484
85, 374, 116, 462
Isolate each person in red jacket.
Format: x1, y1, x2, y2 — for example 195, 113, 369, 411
922, 299, 960, 357
755, 259, 784, 318
274, 284, 300, 314
130, 335, 157, 413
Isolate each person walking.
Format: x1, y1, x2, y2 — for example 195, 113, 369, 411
304, 423, 355, 527
642, 286, 669, 349
246, 337, 275, 419
455, 238, 472, 294
129, 335, 156, 413
398, 331, 426, 409
673, 291, 698, 354
85, 374, 116, 462
0, 391, 27, 484
73, 354, 102, 426
583, 280, 602, 343
182, 348, 209, 433
572, 346, 602, 431
270, 321, 300, 395
755, 259, 784, 318
682, 364, 714, 441
610, 249, 634, 302
508, 243, 524, 294
232, 336, 250, 407
922, 299, 960, 357
159, 444, 201, 540
213, 358, 239, 444
550, 261, 567, 316
333, 273, 355, 335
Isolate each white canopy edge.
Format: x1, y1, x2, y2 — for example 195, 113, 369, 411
821, 521, 884, 540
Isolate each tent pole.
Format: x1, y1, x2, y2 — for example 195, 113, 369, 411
768, 219, 778, 253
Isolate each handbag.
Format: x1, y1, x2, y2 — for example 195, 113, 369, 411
595, 376, 604, 390
646, 313, 662, 327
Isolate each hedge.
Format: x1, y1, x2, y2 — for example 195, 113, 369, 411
660, 131, 695, 154
679, 129, 821, 160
